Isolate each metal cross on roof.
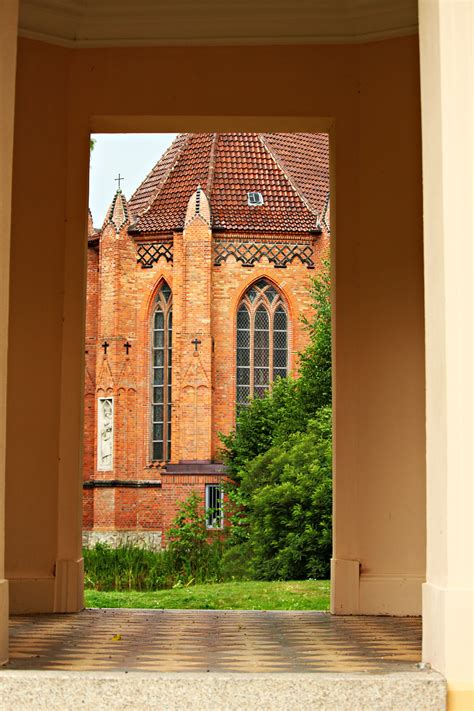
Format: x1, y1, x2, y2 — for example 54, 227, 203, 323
115, 173, 124, 191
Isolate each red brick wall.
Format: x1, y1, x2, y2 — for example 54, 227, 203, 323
82, 487, 94, 529
211, 233, 329, 454
161, 474, 226, 542
83, 198, 328, 541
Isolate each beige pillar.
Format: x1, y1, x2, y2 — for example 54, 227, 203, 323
331, 38, 426, 617
0, 0, 19, 661
419, 0, 474, 705
54, 112, 90, 612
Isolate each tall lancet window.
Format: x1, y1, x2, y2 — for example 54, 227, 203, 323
152, 282, 172, 461
236, 278, 289, 409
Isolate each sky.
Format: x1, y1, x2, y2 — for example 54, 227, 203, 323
89, 134, 178, 227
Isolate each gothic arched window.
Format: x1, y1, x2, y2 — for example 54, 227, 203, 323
151, 282, 172, 461
236, 278, 289, 408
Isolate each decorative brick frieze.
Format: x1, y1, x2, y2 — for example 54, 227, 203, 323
136, 241, 173, 268
214, 240, 315, 269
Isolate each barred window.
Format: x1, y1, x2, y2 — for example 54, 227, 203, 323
151, 282, 172, 461
205, 484, 223, 529
236, 278, 289, 409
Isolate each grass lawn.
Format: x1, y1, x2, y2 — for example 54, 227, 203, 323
85, 580, 330, 611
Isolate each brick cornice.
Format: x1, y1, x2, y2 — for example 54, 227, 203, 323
83, 479, 162, 489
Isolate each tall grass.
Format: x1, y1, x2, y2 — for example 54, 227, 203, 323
83, 541, 225, 592
84, 493, 245, 592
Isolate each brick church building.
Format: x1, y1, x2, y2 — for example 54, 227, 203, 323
83, 133, 330, 548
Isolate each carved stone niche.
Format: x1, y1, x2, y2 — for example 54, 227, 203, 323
97, 397, 114, 471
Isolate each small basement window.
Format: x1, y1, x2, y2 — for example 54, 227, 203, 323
205, 484, 223, 529
247, 191, 264, 206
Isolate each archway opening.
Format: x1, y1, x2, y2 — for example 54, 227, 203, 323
82, 130, 333, 614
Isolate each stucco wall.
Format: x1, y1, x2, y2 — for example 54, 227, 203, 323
5, 36, 425, 615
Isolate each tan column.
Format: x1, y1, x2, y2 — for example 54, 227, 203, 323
331, 39, 426, 617
419, 0, 474, 703
0, 0, 19, 661
54, 114, 90, 612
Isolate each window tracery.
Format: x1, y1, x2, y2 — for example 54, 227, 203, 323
151, 282, 172, 461
236, 279, 289, 408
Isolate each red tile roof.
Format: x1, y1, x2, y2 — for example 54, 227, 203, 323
262, 133, 329, 221
128, 133, 329, 235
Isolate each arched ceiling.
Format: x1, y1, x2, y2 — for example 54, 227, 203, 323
19, 0, 418, 48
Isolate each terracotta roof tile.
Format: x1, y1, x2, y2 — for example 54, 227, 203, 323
262, 133, 329, 221
128, 133, 190, 217
129, 133, 329, 235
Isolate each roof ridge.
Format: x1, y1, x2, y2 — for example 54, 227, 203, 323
130, 133, 191, 220
322, 192, 331, 234
205, 133, 219, 205
259, 134, 321, 227
128, 133, 328, 235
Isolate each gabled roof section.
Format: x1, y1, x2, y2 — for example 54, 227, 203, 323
128, 133, 190, 217
129, 134, 215, 233
128, 133, 329, 236
261, 133, 330, 221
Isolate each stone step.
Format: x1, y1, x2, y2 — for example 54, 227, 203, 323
0, 669, 446, 710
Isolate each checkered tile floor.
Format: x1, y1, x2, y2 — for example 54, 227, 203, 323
5, 610, 422, 673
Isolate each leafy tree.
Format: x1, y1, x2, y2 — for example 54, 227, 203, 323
221, 378, 297, 481
220, 260, 332, 476
166, 492, 213, 582
219, 261, 333, 580
295, 264, 332, 424
242, 408, 332, 580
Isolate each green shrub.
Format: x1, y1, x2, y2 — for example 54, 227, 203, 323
166, 491, 225, 584
84, 493, 228, 591
295, 265, 332, 427
219, 543, 255, 581
243, 408, 332, 580
220, 377, 300, 481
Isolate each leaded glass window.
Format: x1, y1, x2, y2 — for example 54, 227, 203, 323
236, 279, 289, 409
152, 282, 172, 461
